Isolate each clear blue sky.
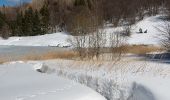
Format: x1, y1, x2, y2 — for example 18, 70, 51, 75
0, 0, 32, 6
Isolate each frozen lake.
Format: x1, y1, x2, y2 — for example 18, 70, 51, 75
0, 46, 70, 61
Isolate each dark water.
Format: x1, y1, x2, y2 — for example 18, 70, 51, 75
144, 53, 170, 63
0, 46, 69, 61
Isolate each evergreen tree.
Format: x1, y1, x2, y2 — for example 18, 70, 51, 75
0, 11, 10, 39
0, 11, 5, 29
24, 7, 34, 36
40, 4, 50, 34
16, 11, 24, 36
8, 11, 22, 36
10, 7, 44, 36
74, 0, 86, 6
32, 10, 42, 35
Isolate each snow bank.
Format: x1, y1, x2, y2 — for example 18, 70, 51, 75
0, 32, 71, 47
0, 62, 106, 100
40, 59, 170, 100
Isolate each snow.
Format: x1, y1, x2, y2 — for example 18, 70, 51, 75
0, 32, 72, 47
104, 15, 166, 46
0, 62, 106, 100
36, 59, 170, 100
128, 15, 166, 45
0, 14, 170, 100
0, 15, 167, 47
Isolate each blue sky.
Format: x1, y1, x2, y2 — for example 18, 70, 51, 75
0, 0, 32, 6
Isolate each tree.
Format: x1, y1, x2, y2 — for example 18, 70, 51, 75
15, 11, 24, 36
0, 24, 10, 39
32, 10, 42, 35
157, 22, 170, 51
74, 0, 86, 6
0, 11, 10, 39
24, 7, 34, 36
0, 11, 6, 29
40, 4, 50, 34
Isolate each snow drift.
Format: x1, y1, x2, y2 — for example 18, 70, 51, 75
0, 62, 106, 100
37, 59, 170, 100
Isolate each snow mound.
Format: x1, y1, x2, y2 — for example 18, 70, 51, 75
33, 63, 55, 73
0, 62, 106, 100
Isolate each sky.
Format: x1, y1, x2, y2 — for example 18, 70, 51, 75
0, 0, 32, 6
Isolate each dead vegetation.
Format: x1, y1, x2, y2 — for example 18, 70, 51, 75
0, 51, 78, 64
21, 51, 79, 61
123, 45, 164, 54
0, 45, 164, 64
0, 58, 8, 64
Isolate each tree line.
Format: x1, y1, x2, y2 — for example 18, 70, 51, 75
0, 4, 49, 39
0, 0, 170, 38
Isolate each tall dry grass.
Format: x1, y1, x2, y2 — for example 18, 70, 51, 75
121, 45, 163, 54
22, 51, 79, 61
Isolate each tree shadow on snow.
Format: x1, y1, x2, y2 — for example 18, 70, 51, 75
127, 82, 156, 100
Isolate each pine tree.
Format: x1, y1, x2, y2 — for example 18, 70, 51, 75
74, 0, 86, 6
24, 7, 34, 36
16, 11, 24, 36
32, 10, 42, 35
40, 4, 50, 34
0, 11, 5, 29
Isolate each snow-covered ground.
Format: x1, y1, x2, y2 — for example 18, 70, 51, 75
128, 15, 166, 45
0, 62, 106, 100
0, 15, 169, 100
0, 32, 71, 47
29, 59, 170, 100
1, 57, 170, 100
0, 15, 166, 47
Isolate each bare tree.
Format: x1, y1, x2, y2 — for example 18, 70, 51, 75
156, 22, 170, 51
108, 30, 128, 62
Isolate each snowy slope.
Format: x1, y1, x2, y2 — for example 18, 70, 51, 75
104, 15, 166, 46
0, 32, 71, 47
0, 62, 106, 100
0, 15, 167, 46
128, 15, 166, 45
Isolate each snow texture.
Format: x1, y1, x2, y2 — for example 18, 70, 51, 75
0, 32, 71, 47
36, 59, 170, 100
0, 62, 106, 100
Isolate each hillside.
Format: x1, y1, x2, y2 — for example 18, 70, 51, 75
31, 0, 75, 9
0, 15, 166, 47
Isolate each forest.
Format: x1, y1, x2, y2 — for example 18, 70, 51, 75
0, 0, 170, 38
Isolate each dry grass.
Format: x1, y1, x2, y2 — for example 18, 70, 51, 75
0, 45, 164, 63
0, 58, 8, 64
27, 45, 162, 61
100, 45, 163, 55
122, 45, 164, 54
22, 51, 79, 61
